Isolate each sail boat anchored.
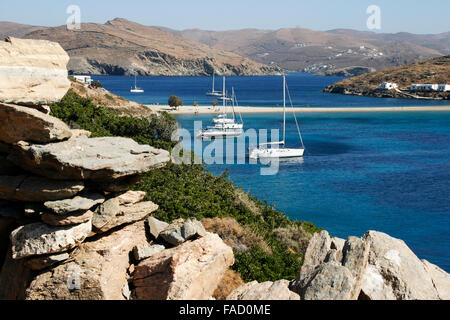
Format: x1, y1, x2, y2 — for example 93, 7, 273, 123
198, 85, 244, 139
249, 74, 305, 159
130, 76, 144, 93
206, 71, 222, 97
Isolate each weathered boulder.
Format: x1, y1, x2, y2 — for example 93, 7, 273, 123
116, 191, 146, 206
159, 218, 207, 246
25, 221, 149, 300
94, 201, 158, 234
24, 252, 70, 271
290, 231, 370, 300
92, 198, 121, 230
227, 280, 300, 300
41, 210, 94, 227
298, 251, 357, 300
147, 216, 169, 240
8, 137, 171, 181
92, 191, 147, 230
133, 244, 166, 261
10, 221, 92, 259
133, 233, 234, 300
422, 260, 450, 300
296, 230, 332, 284
0, 37, 70, 107
0, 175, 85, 202
44, 193, 104, 215
0, 103, 72, 144
361, 231, 440, 300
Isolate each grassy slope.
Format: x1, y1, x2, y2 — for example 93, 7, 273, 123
51, 90, 321, 283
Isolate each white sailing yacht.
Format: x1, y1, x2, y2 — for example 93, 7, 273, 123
130, 76, 144, 93
206, 71, 222, 97
198, 85, 244, 139
249, 74, 305, 159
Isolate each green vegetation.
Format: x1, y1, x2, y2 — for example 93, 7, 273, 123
90, 80, 103, 89
51, 90, 321, 283
50, 90, 177, 150
168, 95, 183, 110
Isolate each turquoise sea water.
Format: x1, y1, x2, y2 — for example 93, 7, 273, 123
96, 74, 450, 272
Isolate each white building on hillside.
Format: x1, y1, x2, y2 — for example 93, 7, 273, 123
73, 75, 93, 85
410, 84, 439, 91
438, 84, 450, 92
378, 82, 398, 90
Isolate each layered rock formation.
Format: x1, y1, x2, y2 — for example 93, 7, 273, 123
0, 37, 71, 107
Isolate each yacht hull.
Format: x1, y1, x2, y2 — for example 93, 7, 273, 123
249, 148, 305, 159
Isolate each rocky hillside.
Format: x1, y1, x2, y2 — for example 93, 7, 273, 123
20, 18, 278, 76
1, 38, 449, 301
170, 27, 445, 74
324, 56, 450, 100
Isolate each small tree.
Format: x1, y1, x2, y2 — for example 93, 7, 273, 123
168, 95, 183, 110
90, 81, 103, 89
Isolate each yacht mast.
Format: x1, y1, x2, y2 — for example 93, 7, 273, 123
223, 76, 226, 108
283, 74, 286, 146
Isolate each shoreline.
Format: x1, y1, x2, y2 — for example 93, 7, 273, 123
147, 105, 450, 115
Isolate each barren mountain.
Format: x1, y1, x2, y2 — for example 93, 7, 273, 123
20, 18, 278, 76
172, 28, 446, 75
328, 29, 450, 55
324, 55, 450, 100
0, 22, 46, 40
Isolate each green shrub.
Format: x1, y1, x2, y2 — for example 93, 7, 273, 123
90, 80, 103, 88
50, 90, 178, 150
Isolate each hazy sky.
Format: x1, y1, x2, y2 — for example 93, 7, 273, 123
1, 0, 449, 34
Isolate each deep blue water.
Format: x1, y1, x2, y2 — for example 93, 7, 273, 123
97, 74, 450, 272
94, 73, 449, 108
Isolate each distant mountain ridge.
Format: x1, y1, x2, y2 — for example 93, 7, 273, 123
1, 19, 449, 76
169, 27, 447, 75
2, 19, 278, 76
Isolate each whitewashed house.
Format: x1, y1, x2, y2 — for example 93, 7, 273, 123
410, 84, 439, 91
437, 84, 450, 92
73, 75, 93, 85
378, 82, 398, 90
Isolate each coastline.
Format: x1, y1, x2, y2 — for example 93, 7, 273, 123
148, 105, 450, 115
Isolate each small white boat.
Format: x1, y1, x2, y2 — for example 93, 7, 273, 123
130, 76, 144, 93
206, 71, 223, 97
250, 74, 305, 159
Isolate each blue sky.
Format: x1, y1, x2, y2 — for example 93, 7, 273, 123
1, 0, 449, 34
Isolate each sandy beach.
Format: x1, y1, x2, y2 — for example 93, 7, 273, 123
148, 105, 450, 115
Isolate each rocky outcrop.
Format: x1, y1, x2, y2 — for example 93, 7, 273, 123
10, 221, 92, 259
290, 230, 448, 301
422, 260, 450, 300
44, 193, 105, 215
8, 137, 171, 181
133, 233, 234, 300
227, 280, 300, 300
360, 231, 440, 300
0, 102, 72, 144
93, 201, 159, 234
159, 218, 207, 246
25, 221, 149, 300
0, 37, 71, 107
0, 175, 85, 202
